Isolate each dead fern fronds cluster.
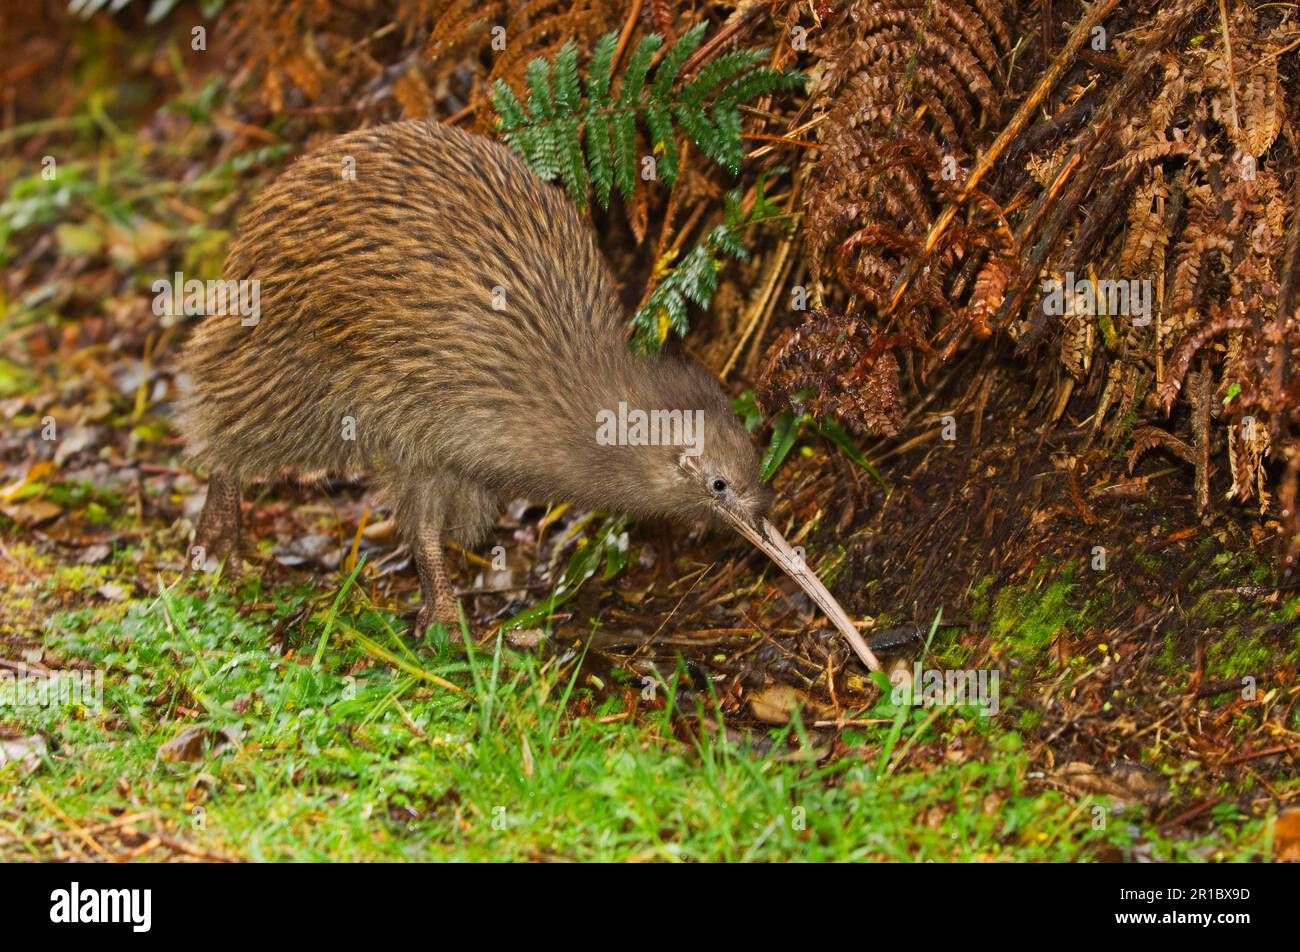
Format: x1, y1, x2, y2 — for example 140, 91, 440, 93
1047, 1, 1295, 522
802, 0, 1012, 358
766, 0, 1300, 557
756, 308, 905, 438
223, 0, 623, 126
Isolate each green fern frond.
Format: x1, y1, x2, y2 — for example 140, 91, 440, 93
616, 34, 664, 110
553, 43, 582, 115
629, 175, 788, 352
558, 116, 587, 201
524, 58, 555, 121
651, 21, 707, 100
714, 67, 805, 112
585, 111, 615, 208
491, 26, 802, 209
679, 48, 771, 107
611, 110, 638, 203
491, 82, 529, 130
710, 105, 744, 174
585, 32, 619, 106
644, 101, 678, 183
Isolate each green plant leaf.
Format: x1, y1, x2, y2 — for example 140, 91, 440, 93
760, 410, 801, 482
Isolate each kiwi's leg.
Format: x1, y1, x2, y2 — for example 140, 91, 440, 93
413, 521, 461, 638
386, 469, 498, 640
384, 473, 460, 639
189, 471, 243, 574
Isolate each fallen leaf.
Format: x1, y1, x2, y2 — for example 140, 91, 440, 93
0, 461, 55, 500
273, 533, 341, 569
749, 684, 833, 725
1274, 810, 1300, 862
1, 499, 62, 525
53, 424, 105, 465
55, 221, 105, 257
158, 727, 208, 762
1052, 761, 1170, 807
97, 583, 128, 601
506, 628, 546, 649
158, 725, 241, 763
0, 735, 47, 774
79, 543, 112, 564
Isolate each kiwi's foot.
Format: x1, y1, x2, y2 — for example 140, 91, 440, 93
185, 530, 243, 578
411, 600, 464, 643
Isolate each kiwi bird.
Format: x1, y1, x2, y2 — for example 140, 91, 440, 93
178, 119, 881, 672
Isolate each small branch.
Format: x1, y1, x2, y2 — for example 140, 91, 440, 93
1217, 0, 1241, 137
884, 0, 1121, 316
610, 0, 645, 74
677, 0, 766, 80
721, 233, 794, 379
29, 787, 115, 862
740, 131, 819, 150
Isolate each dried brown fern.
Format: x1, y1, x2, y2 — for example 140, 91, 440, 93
223, 0, 619, 126
481, 0, 622, 107
796, 0, 1011, 419
756, 308, 905, 437
769, 0, 1300, 555
1007, 1, 1299, 543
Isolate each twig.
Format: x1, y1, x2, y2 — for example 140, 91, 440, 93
118, 837, 162, 862
0, 811, 156, 848
884, 0, 1121, 316
157, 833, 239, 863
1218, 0, 1241, 137
677, 1, 766, 80
740, 131, 819, 150
1159, 796, 1224, 831
610, 0, 645, 75
29, 787, 115, 862
1220, 743, 1299, 765
721, 234, 794, 379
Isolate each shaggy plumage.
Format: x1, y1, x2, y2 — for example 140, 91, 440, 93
178, 119, 769, 631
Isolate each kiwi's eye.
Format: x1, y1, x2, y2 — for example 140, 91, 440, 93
709, 477, 729, 495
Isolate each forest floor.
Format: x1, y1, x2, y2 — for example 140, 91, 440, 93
2, 344, 1296, 861
2, 8, 1298, 862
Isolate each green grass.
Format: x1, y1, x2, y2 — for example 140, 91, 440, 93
0, 572, 1271, 861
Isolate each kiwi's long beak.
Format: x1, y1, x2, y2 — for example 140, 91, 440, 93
724, 513, 882, 672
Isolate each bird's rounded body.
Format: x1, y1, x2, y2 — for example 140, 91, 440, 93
178, 119, 768, 632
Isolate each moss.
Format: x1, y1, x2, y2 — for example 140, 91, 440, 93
1248, 561, 1272, 585
985, 564, 1088, 659
0, 355, 36, 399
818, 543, 849, 587
967, 575, 995, 623
1154, 628, 1183, 673
1130, 547, 1161, 574
43, 480, 124, 512
46, 562, 112, 592
1205, 630, 1274, 681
